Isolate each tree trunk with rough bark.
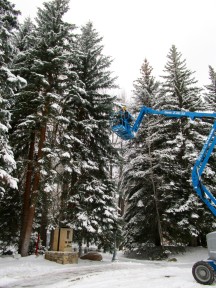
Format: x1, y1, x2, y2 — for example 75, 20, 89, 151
19, 133, 35, 254
20, 124, 47, 256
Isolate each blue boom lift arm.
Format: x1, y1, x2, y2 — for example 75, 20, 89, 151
111, 106, 216, 216
111, 105, 216, 285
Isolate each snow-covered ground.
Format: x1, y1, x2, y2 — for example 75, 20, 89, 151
0, 247, 214, 288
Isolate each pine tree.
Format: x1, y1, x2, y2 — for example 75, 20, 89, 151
0, 0, 25, 251
123, 47, 215, 250
61, 22, 120, 250
155, 45, 210, 245
0, 0, 20, 193
198, 65, 216, 244
204, 65, 216, 110
11, 0, 78, 256
122, 59, 163, 248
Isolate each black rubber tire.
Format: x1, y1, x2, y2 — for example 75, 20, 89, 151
192, 261, 215, 285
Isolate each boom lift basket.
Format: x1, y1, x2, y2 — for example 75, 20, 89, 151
111, 111, 135, 140
111, 110, 135, 140
111, 122, 134, 140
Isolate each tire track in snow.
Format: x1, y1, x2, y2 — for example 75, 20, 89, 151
3, 262, 145, 288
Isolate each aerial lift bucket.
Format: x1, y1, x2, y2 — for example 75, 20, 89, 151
111, 123, 134, 140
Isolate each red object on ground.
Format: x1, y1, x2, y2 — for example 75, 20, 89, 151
35, 233, 40, 256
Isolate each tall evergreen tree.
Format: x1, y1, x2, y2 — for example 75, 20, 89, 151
155, 45, 211, 245
122, 59, 163, 248
199, 65, 216, 243
204, 65, 216, 110
0, 0, 25, 250
0, 0, 20, 192
123, 46, 215, 250
61, 22, 120, 250
11, 0, 78, 256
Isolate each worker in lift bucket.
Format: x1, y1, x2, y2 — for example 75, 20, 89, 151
116, 106, 134, 126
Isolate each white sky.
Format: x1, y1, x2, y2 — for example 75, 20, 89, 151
11, 0, 216, 100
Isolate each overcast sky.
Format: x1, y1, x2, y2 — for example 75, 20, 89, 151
11, 0, 216, 100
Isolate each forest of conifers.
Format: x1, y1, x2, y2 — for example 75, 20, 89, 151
1, 0, 216, 257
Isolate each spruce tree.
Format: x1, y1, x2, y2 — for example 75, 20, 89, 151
11, 0, 78, 256
122, 59, 163, 248
123, 47, 215, 250
0, 0, 25, 251
61, 22, 119, 250
156, 45, 210, 245
198, 65, 216, 244
0, 0, 20, 192
204, 65, 216, 110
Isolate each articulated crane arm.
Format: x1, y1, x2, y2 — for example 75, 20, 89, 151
111, 106, 216, 216
192, 122, 216, 216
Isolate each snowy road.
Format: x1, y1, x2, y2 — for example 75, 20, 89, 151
1, 262, 195, 288
2, 262, 140, 288
0, 248, 212, 288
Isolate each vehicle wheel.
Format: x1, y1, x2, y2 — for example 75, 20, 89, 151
192, 261, 215, 285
